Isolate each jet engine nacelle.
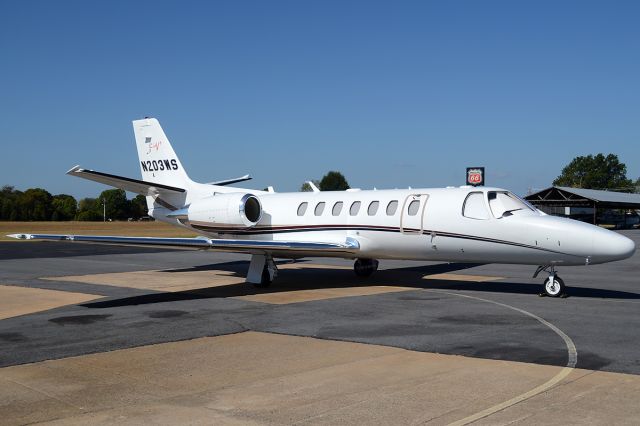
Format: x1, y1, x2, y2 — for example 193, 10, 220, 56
187, 193, 262, 229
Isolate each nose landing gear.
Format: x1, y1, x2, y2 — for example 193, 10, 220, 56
534, 265, 567, 297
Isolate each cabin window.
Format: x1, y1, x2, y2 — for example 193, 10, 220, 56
297, 202, 308, 216
407, 200, 421, 216
368, 201, 380, 216
314, 202, 326, 216
350, 201, 361, 216
488, 191, 535, 218
332, 201, 343, 216
463, 192, 489, 220
386, 200, 398, 215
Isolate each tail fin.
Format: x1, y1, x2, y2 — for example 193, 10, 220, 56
133, 118, 192, 188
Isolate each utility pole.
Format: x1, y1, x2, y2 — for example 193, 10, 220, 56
102, 198, 106, 222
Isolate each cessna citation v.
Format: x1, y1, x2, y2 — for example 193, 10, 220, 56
9, 118, 635, 297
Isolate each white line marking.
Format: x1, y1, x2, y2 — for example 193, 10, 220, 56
423, 290, 577, 426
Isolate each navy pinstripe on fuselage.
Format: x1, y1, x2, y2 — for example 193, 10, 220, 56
187, 222, 575, 257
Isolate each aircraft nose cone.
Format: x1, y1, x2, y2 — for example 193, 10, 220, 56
617, 234, 636, 259
594, 231, 636, 262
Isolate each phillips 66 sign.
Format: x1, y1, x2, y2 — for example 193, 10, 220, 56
466, 167, 485, 186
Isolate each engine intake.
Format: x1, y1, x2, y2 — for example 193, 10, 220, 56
185, 193, 262, 229
240, 194, 262, 224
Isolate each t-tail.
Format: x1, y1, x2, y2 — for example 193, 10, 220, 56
65, 118, 256, 219
65, 118, 198, 215
133, 118, 193, 189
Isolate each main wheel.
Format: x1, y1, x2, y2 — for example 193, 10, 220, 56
252, 266, 272, 288
354, 259, 379, 278
544, 275, 565, 297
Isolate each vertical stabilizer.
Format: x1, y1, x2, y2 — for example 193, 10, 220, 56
133, 118, 192, 188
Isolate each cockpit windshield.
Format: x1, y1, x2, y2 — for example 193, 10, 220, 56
487, 191, 537, 218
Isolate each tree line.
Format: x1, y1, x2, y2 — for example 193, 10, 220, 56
0, 171, 351, 222
0, 186, 147, 221
3, 156, 638, 222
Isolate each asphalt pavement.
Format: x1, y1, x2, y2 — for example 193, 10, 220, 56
0, 231, 638, 374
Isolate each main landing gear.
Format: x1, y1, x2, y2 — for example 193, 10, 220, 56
533, 265, 566, 298
247, 254, 278, 288
354, 258, 379, 278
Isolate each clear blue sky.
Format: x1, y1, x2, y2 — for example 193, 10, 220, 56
1, 1, 638, 199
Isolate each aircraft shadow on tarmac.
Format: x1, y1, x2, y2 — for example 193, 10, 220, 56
81, 261, 640, 309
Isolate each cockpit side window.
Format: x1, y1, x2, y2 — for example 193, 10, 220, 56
462, 192, 490, 220
488, 191, 535, 218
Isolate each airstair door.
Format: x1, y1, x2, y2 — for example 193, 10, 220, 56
400, 194, 429, 234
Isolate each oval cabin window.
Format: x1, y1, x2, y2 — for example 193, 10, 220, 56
350, 201, 361, 216
386, 200, 398, 215
368, 201, 380, 215
297, 202, 308, 216
407, 200, 421, 216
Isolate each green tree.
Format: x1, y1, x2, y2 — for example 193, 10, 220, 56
98, 189, 130, 220
130, 194, 148, 219
19, 188, 53, 221
553, 154, 633, 190
51, 194, 77, 221
76, 197, 101, 221
0, 186, 23, 220
319, 171, 350, 191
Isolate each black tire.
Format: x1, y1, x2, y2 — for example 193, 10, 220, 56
252, 266, 272, 288
544, 275, 565, 297
354, 259, 378, 278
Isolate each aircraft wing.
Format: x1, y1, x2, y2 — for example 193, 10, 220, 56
6, 234, 360, 256
67, 166, 185, 196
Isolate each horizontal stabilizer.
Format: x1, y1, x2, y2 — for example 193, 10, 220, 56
67, 166, 185, 196
207, 174, 252, 186
7, 234, 360, 255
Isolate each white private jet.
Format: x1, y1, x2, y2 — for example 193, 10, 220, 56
9, 118, 636, 297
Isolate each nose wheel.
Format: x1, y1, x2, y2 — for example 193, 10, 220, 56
534, 265, 567, 297
544, 275, 565, 297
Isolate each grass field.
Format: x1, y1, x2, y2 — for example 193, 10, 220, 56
0, 221, 199, 242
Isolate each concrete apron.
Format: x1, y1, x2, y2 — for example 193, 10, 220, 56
1, 331, 639, 426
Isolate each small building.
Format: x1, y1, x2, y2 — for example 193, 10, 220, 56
525, 186, 640, 228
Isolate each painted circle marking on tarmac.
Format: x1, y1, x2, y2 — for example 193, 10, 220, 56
422, 289, 577, 426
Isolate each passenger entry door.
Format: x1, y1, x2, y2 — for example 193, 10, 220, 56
400, 194, 429, 234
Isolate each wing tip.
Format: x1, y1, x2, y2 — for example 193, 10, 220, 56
66, 165, 83, 175
7, 234, 30, 240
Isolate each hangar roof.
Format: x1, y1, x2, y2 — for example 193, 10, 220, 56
525, 186, 640, 209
